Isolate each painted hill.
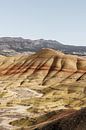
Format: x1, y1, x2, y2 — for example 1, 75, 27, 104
0, 49, 86, 130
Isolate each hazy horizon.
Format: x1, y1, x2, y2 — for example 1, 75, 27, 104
0, 0, 86, 46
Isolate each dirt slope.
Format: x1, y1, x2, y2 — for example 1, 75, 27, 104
0, 48, 86, 130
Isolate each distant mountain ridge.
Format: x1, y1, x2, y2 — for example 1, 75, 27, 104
0, 37, 86, 56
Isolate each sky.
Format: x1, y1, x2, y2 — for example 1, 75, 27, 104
0, 0, 86, 46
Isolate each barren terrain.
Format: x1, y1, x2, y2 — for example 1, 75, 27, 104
0, 48, 86, 130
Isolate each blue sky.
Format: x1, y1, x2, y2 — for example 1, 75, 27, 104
0, 0, 86, 46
